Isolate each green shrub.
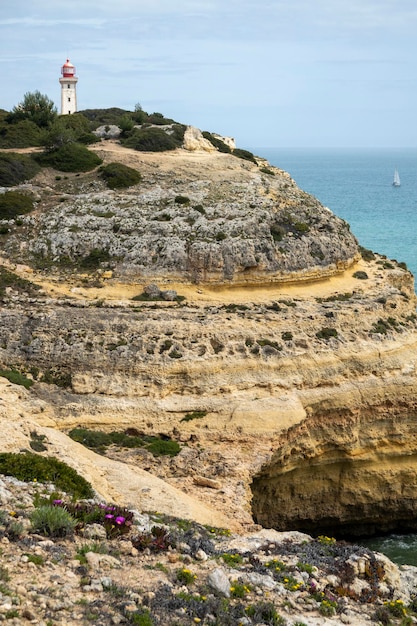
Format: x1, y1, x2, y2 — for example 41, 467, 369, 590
245, 602, 285, 625
30, 505, 76, 537
69, 428, 113, 453
68, 427, 180, 457
257, 338, 282, 350
0, 452, 94, 499
270, 224, 286, 242
146, 439, 180, 457
125, 608, 154, 625
281, 331, 293, 341
220, 552, 243, 566
40, 368, 72, 388
56, 501, 134, 538
233, 148, 257, 164
7, 91, 57, 128
294, 221, 309, 234
316, 327, 338, 340
359, 246, 375, 261
353, 271, 368, 280
180, 411, 207, 423
29, 431, 47, 452
201, 131, 231, 153
147, 111, 176, 125
35, 142, 102, 172
80, 248, 111, 269
176, 567, 196, 585
0, 152, 41, 186
78, 107, 130, 128
174, 195, 190, 205
69, 427, 144, 454
0, 119, 44, 148
0, 191, 34, 219
260, 166, 275, 176
0, 368, 33, 389
122, 126, 182, 152
371, 318, 398, 335
100, 162, 141, 189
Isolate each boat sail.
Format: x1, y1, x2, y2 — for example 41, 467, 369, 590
392, 168, 401, 187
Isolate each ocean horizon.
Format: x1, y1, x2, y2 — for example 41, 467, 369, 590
252, 147, 417, 279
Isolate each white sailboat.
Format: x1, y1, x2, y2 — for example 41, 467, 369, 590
392, 168, 401, 187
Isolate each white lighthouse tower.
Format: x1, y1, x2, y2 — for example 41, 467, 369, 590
59, 59, 78, 115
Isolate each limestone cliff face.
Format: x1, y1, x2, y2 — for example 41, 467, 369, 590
3, 144, 358, 285
1, 141, 417, 536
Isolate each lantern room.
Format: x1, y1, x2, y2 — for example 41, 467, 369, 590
61, 59, 76, 78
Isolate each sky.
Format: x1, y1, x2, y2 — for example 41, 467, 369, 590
1, 0, 417, 149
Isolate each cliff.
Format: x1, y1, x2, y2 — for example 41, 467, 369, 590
1, 134, 417, 539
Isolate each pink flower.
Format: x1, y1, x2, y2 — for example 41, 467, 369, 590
115, 516, 126, 525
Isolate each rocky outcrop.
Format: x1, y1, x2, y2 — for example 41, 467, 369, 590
1, 140, 417, 540
3, 145, 358, 285
183, 125, 216, 152
3, 474, 417, 626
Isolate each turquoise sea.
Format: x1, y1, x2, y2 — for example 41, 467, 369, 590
253, 147, 417, 565
255, 148, 417, 277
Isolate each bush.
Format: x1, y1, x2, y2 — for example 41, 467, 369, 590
68, 427, 180, 457
257, 338, 282, 350
353, 271, 368, 280
180, 411, 207, 423
233, 148, 257, 164
7, 91, 57, 128
0, 368, 33, 389
202, 131, 231, 153
78, 107, 130, 128
0, 191, 34, 219
0, 119, 44, 148
80, 248, 111, 269
144, 439, 181, 457
174, 195, 190, 205
316, 327, 338, 340
40, 368, 72, 388
30, 505, 76, 537
35, 142, 102, 172
55, 500, 134, 538
122, 126, 182, 152
359, 246, 375, 261
0, 452, 95, 499
100, 162, 141, 189
0, 152, 41, 186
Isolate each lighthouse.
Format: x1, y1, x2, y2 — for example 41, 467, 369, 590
59, 59, 78, 115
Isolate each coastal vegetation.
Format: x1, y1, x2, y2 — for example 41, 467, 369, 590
0, 152, 41, 186
0, 190, 34, 218
99, 162, 141, 189
68, 427, 181, 457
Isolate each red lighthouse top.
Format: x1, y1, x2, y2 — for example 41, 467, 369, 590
61, 59, 76, 78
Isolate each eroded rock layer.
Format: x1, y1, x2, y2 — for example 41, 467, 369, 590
1, 142, 417, 535
251, 385, 417, 537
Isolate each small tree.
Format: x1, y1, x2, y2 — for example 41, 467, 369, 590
118, 114, 135, 136
8, 91, 57, 128
43, 119, 75, 151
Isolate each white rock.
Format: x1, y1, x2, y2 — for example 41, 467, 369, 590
208, 567, 231, 597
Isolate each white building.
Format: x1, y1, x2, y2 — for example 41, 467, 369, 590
59, 59, 78, 115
